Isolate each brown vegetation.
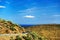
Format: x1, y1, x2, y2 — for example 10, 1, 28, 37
0, 19, 25, 34
25, 24, 60, 40
0, 19, 46, 40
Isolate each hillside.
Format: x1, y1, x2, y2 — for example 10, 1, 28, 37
0, 19, 25, 34
0, 19, 47, 40
25, 24, 60, 40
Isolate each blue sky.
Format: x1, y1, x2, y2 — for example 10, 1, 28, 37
0, 0, 60, 25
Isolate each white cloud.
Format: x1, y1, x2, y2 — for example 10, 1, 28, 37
0, 6, 6, 8
23, 15, 35, 18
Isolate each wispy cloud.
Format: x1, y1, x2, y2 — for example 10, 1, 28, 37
0, 6, 6, 8
18, 7, 37, 14
18, 7, 37, 18
23, 15, 35, 18
5, 1, 10, 4
53, 15, 60, 17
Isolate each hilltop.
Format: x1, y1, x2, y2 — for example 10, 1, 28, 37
0, 19, 25, 34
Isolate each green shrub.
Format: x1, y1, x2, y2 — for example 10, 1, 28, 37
10, 26, 16, 31
7, 21, 12, 24
38, 37, 42, 40
28, 32, 38, 40
0, 19, 5, 23
0, 27, 2, 29
26, 31, 47, 40
15, 36, 22, 40
10, 37, 14, 40
5, 30, 9, 33
22, 36, 31, 40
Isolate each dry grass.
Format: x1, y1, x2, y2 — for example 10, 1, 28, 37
26, 24, 60, 40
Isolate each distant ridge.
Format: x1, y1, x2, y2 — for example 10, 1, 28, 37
26, 24, 60, 40
20, 24, 35, 27
20, 24, 60, 28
